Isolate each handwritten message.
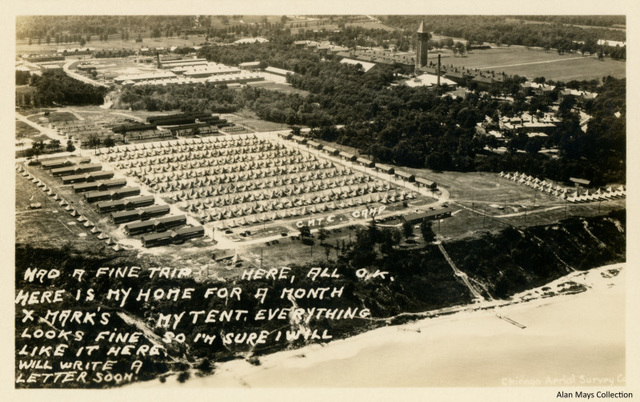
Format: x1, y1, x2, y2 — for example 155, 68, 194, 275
15, 264, 389, 387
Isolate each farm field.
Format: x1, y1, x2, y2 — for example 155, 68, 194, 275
432, 46, 625, 81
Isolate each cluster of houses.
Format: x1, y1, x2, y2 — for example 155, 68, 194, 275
482, 111, 561, 137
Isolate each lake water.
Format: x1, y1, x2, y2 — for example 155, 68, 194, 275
130, 264, 625, 389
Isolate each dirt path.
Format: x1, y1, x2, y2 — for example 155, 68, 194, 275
437, 242, 483, 300
63, 59, 108, 87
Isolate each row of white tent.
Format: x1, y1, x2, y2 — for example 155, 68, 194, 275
103, 135, 264, 154
104, 141, 285, 162
169, 179, 387, 204
501, 172, 574, 193
145, 167, 358, 191
566, 187, 626, 203
500, 172, 626, 202
115, 151, 318, 171
145, 163, 346, 186
126, 160, 337, 182
17, 165, 123, 252
191, 191, 416, 225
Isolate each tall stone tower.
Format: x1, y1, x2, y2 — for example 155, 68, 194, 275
415, 20, 429, 73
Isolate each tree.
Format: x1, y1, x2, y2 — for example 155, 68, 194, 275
103, 136, 116, 147
420, 219, 436, 243
30, 140, 44, 159
299, 224, 311, 239
402, 221, 414, 238
87, 134, 101, 151
324, 245, 331, 261
455, 42, 466, 57
66, 140, 75, 152
80, 38, 86, 47
525, 137, 543, 154
49, 139, 61, 150
318, 228, 329, 245
16, 71, 31, 86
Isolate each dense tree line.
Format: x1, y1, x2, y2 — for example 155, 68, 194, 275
515, 15, 625, 28
27, 70, 108, 107
198, 41, 323, 71
16, 71, 31, 86
117, 37, 626, 186
116, 82, 246, 112
92, 49, 136, 58
381, 16, 626, 60
17, 15, 627, 62
16, 16, 196, 42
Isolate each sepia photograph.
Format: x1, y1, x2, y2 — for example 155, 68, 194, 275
9, 2, 635, 400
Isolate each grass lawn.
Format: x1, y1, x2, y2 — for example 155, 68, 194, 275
345, 21, 397, 32
432, 46, 625, 81
15, 170, 112, 252
46, 111, 79, 123
15, 121, 40, 139
251, 82, 310, 97
223, 110, 288, 132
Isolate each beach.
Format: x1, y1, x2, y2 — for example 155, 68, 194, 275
129, 264, 625, 388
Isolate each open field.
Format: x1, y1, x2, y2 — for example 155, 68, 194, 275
15, 121, 43, 140
15, 170, 111, 252
345, 21, 397, 31
433, 46, 625, 81
222, 111, 288, 132
395, 166, 625, 240
249, 81, 310, 97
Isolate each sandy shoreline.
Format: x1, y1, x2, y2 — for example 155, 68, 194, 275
129, 263, 625, 388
